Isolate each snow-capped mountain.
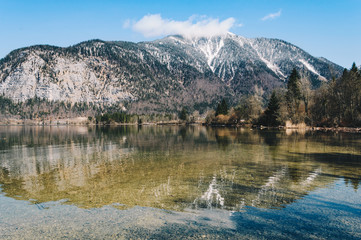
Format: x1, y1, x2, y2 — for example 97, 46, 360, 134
0, 33, 343, 112
141, 33, 342, 94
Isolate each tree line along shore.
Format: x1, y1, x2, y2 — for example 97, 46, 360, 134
202, 63, 361, 129
0, 63, 360, 131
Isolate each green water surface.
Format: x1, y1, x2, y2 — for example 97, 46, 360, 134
0, 126, 360, 239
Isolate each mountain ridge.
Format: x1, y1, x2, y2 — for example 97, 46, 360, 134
0, 33, 344, 113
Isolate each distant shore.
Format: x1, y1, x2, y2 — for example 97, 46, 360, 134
0, 117, 190, 126
1, 118, 361, 134
306, 126, 361, 133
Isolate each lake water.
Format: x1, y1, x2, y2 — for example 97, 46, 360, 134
0, 126, 360, 239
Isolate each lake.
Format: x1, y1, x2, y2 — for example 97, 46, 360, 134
0, 126, 360, 239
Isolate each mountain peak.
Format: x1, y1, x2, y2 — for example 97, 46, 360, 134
0, 34, 344, 113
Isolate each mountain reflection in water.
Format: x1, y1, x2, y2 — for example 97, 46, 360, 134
0, 126, 360, 211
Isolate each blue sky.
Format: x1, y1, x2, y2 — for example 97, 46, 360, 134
0, 0, 360, 67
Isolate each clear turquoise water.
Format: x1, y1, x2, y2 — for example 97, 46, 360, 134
0, 126, 360, 239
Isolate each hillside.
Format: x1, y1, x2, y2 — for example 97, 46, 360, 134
0, 33, 343, 114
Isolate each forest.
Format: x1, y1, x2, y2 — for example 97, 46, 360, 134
204, 63, 361, 127
0, 63, 360, 127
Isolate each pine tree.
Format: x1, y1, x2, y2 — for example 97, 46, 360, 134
286, 68, 302, 122
340, 63, 361, 124
287, 68, 302, 100
351, 62, 358, 73
216, 99, 228, 116
259, 91, 281, 126
179, 107, 188, 121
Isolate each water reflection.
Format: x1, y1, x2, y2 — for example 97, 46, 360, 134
0, 126, 360, 211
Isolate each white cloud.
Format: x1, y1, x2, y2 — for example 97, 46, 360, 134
125, 14, 238, 38
261, 10, 282, 21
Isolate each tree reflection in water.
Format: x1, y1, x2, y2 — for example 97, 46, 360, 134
0, 126, 360, 211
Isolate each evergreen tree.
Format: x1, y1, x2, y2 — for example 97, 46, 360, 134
259, 91, 281, 126
286, 68, 302, 122
309, 63, 361, 126
340, 63, 361, 124
216, 99, 228, 116
179, 107, 188, 121
287, 68, 302, 100
351, 62, 358, 73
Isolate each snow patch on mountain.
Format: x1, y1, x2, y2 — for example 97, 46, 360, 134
261, 56, 286, 79
232, 34, 248, 48
168, 36, 188, 45
196, 37, 224, 71
250, 42, 286, 79
299, 59, 327, 81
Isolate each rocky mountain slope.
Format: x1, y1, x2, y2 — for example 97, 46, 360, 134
0, 33, 344, 113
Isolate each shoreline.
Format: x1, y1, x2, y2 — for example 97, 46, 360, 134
1, 120, 361, 133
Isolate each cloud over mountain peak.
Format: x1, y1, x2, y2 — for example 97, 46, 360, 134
126, 14, 237, 38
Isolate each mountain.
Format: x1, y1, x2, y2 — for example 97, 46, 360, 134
141, 34, 343, 95
0, 33, 343, 113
